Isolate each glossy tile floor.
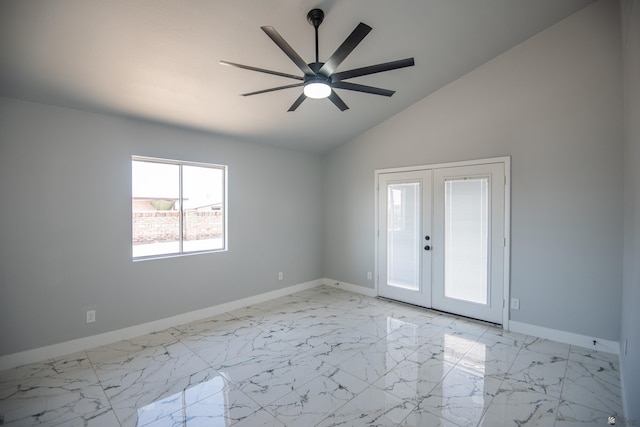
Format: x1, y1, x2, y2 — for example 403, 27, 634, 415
0, 286, 624, 426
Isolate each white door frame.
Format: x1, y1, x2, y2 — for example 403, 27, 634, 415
374, 156, 511, 329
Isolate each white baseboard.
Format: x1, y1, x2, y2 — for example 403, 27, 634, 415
2, 282, 620, 371
509, 320, 620, 355
323, 278, 377, 297
0, 279, 324, 371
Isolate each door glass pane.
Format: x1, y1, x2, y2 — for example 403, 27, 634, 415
387, 183, 420, 290
444, 178, 489, 304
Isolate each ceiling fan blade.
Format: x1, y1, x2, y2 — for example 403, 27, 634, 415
328, 90, 349, 111
220, 61, 303, 81
242, 83, 303, 96
288, 93, 307, 112
331, 81, 395, 97
331, 58, 415, 81
319, 23, 372, 77
261, 26, 315, 76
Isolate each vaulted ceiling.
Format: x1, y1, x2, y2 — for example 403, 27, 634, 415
0, 0, 595, 153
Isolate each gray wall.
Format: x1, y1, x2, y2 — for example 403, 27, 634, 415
621, 0, 640, 420
324, 0, 623, 340
0, 98, 324, 356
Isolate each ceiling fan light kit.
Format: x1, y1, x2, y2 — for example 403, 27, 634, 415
304, 81, 331, 99
220, 8, 415, 111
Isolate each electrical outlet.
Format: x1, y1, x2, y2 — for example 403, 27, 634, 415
510, 298, 520, 310
86, 309, 96, 324
367, 272, 372, 280
278, 272, 283, 281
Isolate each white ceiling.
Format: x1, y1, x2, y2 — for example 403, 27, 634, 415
0, 0, 595, 153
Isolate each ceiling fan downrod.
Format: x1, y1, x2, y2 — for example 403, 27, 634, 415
307, 9, 324, 64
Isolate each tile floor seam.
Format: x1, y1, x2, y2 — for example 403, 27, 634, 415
311, 383, 362, 427
85, 349, 124, 427
552, 345, 574, 427
422, 359, 501, 427
483, 334, 524, 427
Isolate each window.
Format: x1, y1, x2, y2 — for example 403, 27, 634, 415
132, 156, 227, 259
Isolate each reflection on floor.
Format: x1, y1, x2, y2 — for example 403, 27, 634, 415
0, 286, 624, 426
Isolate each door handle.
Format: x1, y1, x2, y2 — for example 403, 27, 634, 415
424, 245, 431, 251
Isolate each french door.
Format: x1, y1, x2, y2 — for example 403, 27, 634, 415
377, 160, 507, 324
378, 170, 433, 307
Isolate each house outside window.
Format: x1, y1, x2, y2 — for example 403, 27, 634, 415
132, 156, 227, 259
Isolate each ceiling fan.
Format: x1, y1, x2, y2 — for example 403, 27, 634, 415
220, 9, 415, 112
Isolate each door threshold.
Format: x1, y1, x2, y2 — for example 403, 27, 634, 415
376, 296, 501, 328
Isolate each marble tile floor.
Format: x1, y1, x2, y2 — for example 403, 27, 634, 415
0, 286, 624, 426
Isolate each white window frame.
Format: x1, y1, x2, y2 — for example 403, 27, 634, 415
132, 155, 228, 261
